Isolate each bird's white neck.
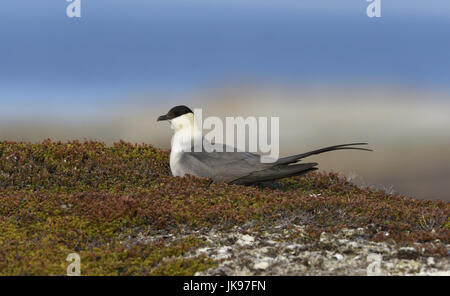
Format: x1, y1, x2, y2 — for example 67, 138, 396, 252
170, 113, 202, 153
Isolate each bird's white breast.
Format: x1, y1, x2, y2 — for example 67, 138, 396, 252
170, 134, 189, 177
169, 113, 202, 177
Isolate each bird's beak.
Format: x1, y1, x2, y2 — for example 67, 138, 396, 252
157, 114, 168, 122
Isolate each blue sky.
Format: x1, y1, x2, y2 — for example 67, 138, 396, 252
1, 0, 450, 115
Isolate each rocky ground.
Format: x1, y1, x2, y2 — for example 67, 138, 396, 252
126, 220, 450, 276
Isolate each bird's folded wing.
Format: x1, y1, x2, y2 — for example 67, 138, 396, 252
180, 150, 271, 183
179, 142, 371, 184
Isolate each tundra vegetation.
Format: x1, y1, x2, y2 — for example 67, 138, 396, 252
0, 140, 448, 275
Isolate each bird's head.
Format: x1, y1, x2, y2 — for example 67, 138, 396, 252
157, 105, 195, 132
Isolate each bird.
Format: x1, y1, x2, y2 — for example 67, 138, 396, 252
157, 105, 372, 185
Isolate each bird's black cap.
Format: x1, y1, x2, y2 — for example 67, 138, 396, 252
157, 105, 193, 121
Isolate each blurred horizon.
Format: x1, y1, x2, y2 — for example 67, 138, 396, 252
1, 1, 450, 200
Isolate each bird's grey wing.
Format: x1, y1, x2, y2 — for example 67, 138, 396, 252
179, 150, 272, 183
230, 162, 318, 185
177, 142, 371, 185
